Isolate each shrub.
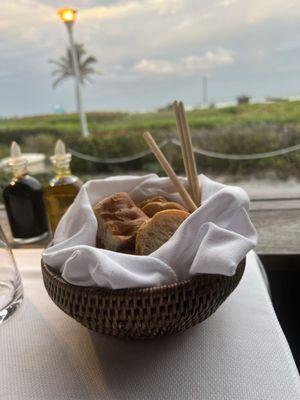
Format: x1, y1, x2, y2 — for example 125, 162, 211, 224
1, 104, 300, 180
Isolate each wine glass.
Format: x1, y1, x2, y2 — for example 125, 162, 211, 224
0, 224, 23, 323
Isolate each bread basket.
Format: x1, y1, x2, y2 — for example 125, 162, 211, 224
41, 258, 245, 339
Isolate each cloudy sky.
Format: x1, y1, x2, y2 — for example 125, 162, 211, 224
1, 0, 300, 116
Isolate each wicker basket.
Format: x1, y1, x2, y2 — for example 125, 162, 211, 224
41, 259, 245, 339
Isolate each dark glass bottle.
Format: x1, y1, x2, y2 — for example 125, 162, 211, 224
3, 142, 48, 244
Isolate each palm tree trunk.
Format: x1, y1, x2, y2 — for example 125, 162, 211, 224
66, 24, 89, 138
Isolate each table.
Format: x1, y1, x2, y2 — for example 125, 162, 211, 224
1, 250, 299, 400
249, 198, 300, 255
2, 198, 300, 254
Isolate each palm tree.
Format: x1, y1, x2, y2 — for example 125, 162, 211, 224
50, 43, 98, 88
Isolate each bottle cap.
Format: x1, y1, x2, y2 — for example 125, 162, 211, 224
51, 139, 71, 167
8, 141, 27, 176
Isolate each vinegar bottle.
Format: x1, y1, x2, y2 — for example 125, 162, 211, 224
44, 139, 82, 235
2, 142, 49, 243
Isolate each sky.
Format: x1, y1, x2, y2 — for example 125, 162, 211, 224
1, 0, 300, 116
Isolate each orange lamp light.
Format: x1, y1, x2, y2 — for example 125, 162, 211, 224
58, 8, 77, 23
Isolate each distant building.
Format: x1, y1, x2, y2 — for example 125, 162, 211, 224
53, 104, 65, 114
237, 95, 251, 105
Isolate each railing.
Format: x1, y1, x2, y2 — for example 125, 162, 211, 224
68, 139, 300, 163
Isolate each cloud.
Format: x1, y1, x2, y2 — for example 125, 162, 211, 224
217, 0, 236, 7
1, 0, 300, 116
80, 0, 184, 21
134, 49, 234, 75
150, 0, 184, 15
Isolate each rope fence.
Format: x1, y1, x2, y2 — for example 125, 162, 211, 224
68, 139, 300, 164
171, 139, 300, 160
69, 139, 169, 164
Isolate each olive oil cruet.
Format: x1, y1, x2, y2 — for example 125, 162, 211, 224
44, 139, 82, 235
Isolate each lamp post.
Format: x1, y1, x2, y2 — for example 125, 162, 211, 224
58, 8, 89, 138
202, 76, 208, 108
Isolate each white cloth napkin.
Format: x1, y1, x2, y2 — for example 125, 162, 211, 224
42, 174, 257, 289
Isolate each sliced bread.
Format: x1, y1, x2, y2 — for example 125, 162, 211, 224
137, 196, 168, 209
135, 209, 190, 255
141, 201, 187, 217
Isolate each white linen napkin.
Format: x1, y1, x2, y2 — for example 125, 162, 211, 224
42, 174, 257, 289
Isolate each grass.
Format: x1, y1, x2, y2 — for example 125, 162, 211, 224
1, 100, 300, 180
2, 100, 300, 136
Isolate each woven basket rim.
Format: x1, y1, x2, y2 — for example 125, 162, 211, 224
41, 258, 245, 295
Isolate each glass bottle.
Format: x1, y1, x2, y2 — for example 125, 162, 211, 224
44, 139, 82, 235
2, 142, 49, 244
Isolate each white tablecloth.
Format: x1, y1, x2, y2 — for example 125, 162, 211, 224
0, 250, 299, 400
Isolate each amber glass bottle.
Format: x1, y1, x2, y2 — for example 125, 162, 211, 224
3, 142, 49, 243
44, 140, 82, 235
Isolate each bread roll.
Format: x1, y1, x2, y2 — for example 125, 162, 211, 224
138, 196, 168, 209
93, 192, 148, 253
135, 209, 190, 255
141, 201, 187, 217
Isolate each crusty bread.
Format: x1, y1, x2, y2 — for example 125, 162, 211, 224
135, 209, 190, 255
93, 192, 148, 253
137, 196, 168, 209
141, 201, 187, 217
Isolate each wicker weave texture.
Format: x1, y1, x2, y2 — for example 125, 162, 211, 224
41, 259, 245, 339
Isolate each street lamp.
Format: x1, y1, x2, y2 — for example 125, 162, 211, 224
58, 8, 89, 138
202, 76, 208, 108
